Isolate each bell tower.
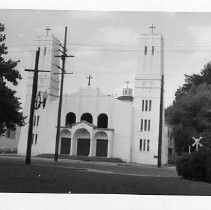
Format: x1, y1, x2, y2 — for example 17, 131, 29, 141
132, 25, 167, 165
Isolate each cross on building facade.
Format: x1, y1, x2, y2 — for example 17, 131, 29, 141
45, 26, 51, 36
86, 74, 93, 86
149, 24, 156, 34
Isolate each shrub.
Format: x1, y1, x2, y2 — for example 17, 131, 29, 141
205, 154, 211, 183
176, 153, 192, 179
188, 147, 211, 181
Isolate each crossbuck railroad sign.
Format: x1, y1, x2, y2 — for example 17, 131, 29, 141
192, 136, 203, 151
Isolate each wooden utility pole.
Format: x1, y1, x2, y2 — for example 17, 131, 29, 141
25, 47, 50, 165
54, 27, 73, 161
157, 74, 164, 167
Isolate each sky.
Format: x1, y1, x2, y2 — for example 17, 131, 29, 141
2, 10, 211, 107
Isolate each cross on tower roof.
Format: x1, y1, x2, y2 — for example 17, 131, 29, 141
45, 26, 51, 36
149, 24, 156, 34
86, 74, 93, 86
126, 81, 130, 88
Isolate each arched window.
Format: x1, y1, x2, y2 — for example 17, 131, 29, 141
65, 112, 76, 126
97, 113, 108, 128
80, 113, 93, 124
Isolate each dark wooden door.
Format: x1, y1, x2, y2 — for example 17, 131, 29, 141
96, 139, 108, 157
77, 138, 90, 156
60, 138, 71, 154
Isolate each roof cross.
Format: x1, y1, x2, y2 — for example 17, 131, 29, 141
149, 24, 156, 34
86, 74, 93, 86
126, 80, 130, 88
45, 26, 51, 36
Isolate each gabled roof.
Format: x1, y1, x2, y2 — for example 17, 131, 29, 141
71, 120, 96, 128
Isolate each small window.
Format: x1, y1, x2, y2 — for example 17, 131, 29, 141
144, 46, 147, 55
148, 120, 151, 131
140, 139, 143, 151
145, 100, 148, 111
33, 116, 36, 126
142, 100, 144, 111
35, 134, 38, 144
31, 134, 34, 145
147, 140, 150, 151
144, 119, 147, 131
143, 139, 146, 151
140, 119, 143, 131
37, 116, 40, 126
149, 100, 152, 111
152, 46, 155, 55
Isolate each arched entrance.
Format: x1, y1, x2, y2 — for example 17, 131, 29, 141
94, 131, 108, 157
73, 128, 91, 156
60, 129, 71, 155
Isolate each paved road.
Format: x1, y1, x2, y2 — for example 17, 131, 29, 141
0, 154, 177, 178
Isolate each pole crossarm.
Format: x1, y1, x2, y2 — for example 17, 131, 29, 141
54, 72, 73, 75
25, 69, 50, 73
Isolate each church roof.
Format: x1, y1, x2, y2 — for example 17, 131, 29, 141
116, 95, 133, 102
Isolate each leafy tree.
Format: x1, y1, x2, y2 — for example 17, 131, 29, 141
0, 23, 25, 135
166, 62, 211, 155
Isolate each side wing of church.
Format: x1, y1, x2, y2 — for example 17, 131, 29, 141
18, 29, 168, 166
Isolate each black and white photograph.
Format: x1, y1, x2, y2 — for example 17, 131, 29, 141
0, 0, 211, 209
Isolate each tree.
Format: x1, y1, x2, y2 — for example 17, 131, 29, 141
0, 23, 25, 135
166, 62, 211, 155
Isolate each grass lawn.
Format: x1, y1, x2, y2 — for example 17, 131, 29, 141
0, 160, 211, 195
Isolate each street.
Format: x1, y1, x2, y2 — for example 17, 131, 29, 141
0, 155, 211, 195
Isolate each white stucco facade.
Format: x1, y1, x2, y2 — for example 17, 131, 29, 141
18, 32, 168, 165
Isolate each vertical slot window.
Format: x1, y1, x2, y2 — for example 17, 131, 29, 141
35, 134, 38, 144
144, 119, 147, 131
140, 119, 143, 131
37, 116, 40, 126
33, 116, 36, 126
145, 100, 148, 111
149, 100, 152, 111
144, 46, 147, 55
143, 139, 146, 151
152, 46, 155, 55
148, 120, 151, 131
140, 139, 143, 151
142, 100, 145, 111
147, 140, 150, 151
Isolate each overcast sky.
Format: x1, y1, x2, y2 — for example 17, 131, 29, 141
2, 10, 211, 107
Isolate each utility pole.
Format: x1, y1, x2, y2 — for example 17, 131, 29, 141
25, 47, 50, 165
157, 74, 164, 167
54, 27, 74, 161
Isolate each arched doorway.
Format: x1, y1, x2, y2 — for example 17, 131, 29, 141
97, 113, 108, 128
65, 112, 76, 126
60, 129, 71, 155
73, 128, 91, 156
94, 131, 108, 157
80, 113, 93, 124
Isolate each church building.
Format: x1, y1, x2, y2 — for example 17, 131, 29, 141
18, 27, 168, 165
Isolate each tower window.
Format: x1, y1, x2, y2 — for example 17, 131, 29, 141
33, 116, 36, 126
147, 140, 150, 151
140, 139, 143, 151
35, 134, 38, 144
144, 46, 147, 55
149, 100, 152, 111
142, 100, 144, 111
140, 119, 143, 131
145, 100, 148, 111
143, 139, 146, 151
148, 120, 151, 131
144, 119, 147, 131
37, 116, 40, 126
152, 46, 155, 55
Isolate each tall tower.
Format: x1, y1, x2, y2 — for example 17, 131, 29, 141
133, 26, 167, 165
18, 31, 61, 155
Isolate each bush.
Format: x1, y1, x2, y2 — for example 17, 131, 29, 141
205, 154, 211, 183
176, 147, 211, 182
189, 147, 211, 181
176, 153, 192, 179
